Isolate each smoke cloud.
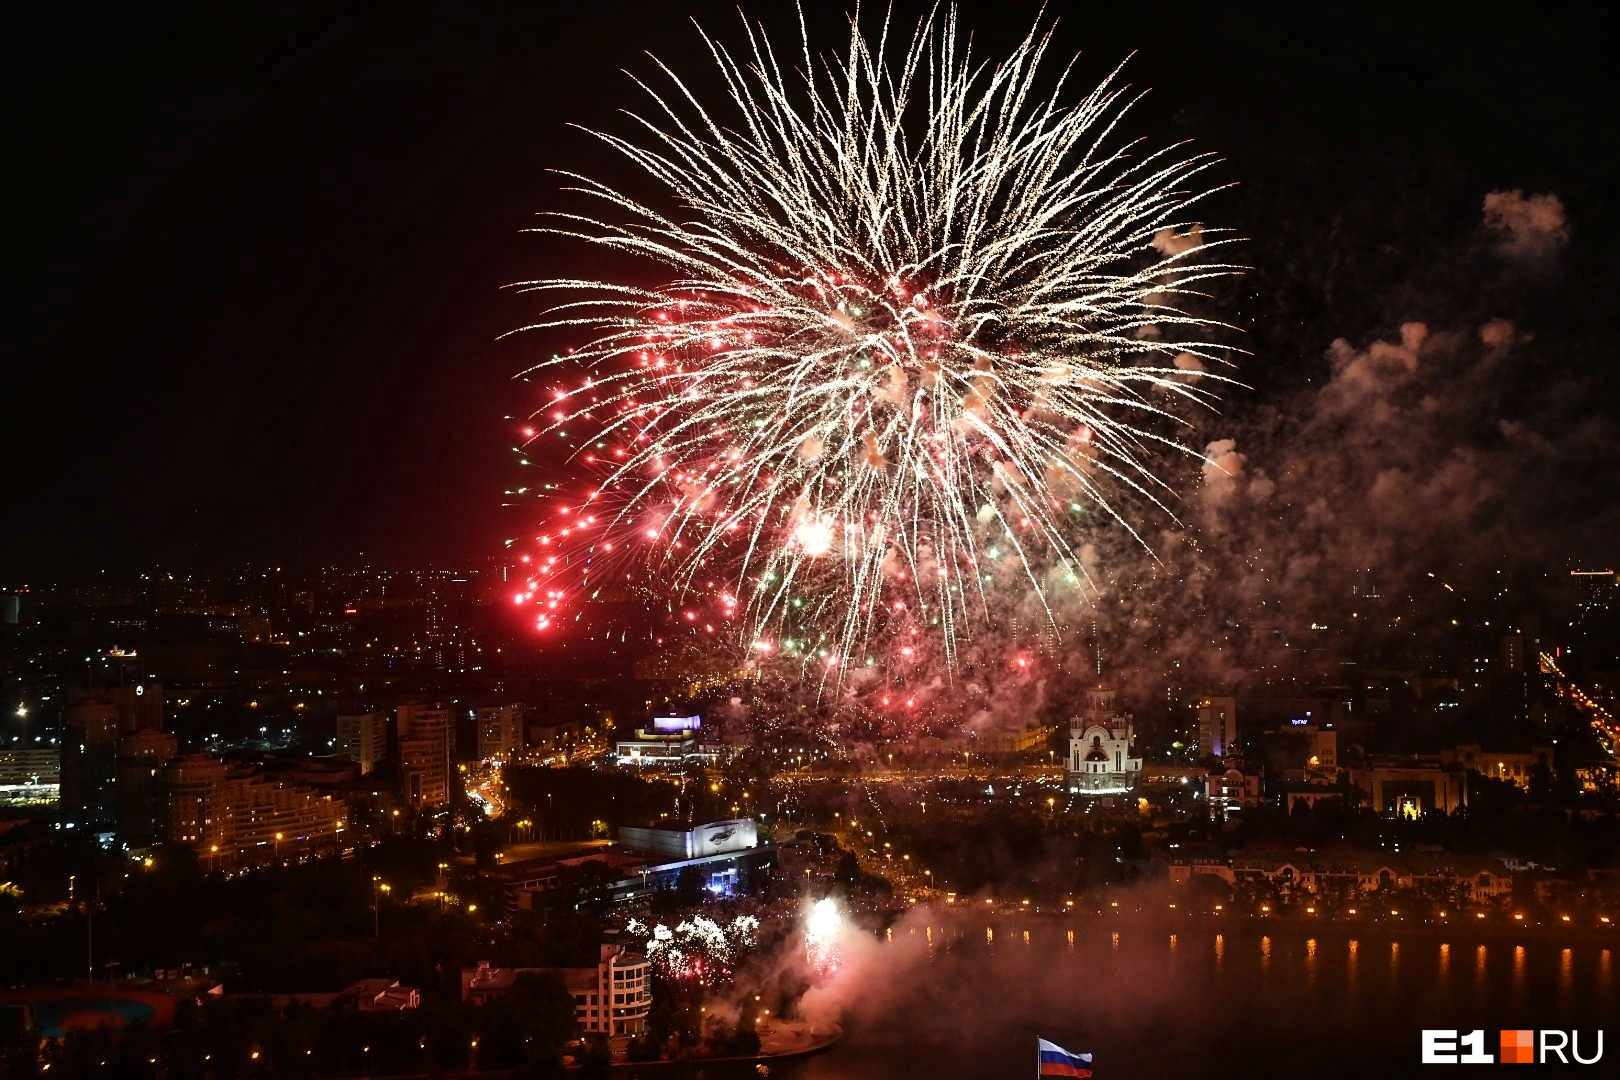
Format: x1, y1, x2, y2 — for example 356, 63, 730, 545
1482, 189, 1568, 259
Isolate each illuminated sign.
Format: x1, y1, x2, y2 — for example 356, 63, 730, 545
652, 715, 701, 732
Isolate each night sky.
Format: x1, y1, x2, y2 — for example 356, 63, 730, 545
10, 2, 1616, 576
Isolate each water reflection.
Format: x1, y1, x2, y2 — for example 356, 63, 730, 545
772, 925, 1620, 1080
1513, 945, 1526, 1008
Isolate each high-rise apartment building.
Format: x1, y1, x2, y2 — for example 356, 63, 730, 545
476, 704, 524, 762
336, 712, 387, 776
60, 699, 120, 826
115, 729, 178, 844
397, 704, 453, 809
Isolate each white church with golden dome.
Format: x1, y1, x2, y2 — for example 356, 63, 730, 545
1066, 686, 1142, 794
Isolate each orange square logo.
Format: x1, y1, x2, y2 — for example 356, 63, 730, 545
1500, 1030, 1535, 1064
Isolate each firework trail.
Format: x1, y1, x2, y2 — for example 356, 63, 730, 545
508, 5, 1238, 678
803, 896, 844, 976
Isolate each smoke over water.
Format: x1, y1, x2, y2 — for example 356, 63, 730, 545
758, 899, 1619, 1080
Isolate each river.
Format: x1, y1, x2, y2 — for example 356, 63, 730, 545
642, 915, 1617, 1079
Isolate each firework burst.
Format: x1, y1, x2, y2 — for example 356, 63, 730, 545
508, 5, 1238, 676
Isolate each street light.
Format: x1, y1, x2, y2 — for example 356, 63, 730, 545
372, 877, 390, 939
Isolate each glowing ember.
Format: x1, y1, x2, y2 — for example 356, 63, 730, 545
793, 517, 836, 558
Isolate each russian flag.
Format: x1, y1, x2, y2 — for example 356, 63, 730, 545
1038, 1037, 1093, 1078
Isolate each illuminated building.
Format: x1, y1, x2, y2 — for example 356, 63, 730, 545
1497, 629, 1531, 673
1349, 761, 1469, 816
0, 747, 59, 807
1261, 722, 1339, 783
615, 730, 697, 766
114, 729, 178, 844
1205, 764, 1262, 821
1444, 744, 1554, 793
475, 704, 524, 762
1170, 850, 1513, 904
397, 703, 453, 809
619, 818, 758, 861
336, 712, 386, 776
525, 716, 593, 762
492, 821, 773, 913
1066, 687, 1141, 793
1197, 696, 1237, 759
160, 753, 349, 869
961, 719, 1056, 756
1570, 567, 1616, 619
462, 940, 651, 1041
614, 715, 734, 768
60, 699, 119, 827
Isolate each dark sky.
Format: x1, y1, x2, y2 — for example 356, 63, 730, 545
8, 2, 1615, 576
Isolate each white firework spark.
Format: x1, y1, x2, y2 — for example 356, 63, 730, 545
510, 5, 1238, 674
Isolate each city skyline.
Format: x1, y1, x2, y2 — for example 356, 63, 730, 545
4, 4, 1619, 1076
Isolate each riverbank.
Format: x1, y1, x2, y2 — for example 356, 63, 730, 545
897, 901, 1620, 946
608, 1021, 841, 1072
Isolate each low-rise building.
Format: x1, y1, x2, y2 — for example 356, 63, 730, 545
490, 821, 776, 914
614, 716, 735, 769
161, 754, 349, 870
1205, 764, 1263, 822
462, 940, 651, 1039
1170, 849, 1514, 905
1444, 744, 1555, 792
338, 979, 419, 1012
1350, 760, 1469, 817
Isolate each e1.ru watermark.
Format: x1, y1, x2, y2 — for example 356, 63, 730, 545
1422, 1029, 1603, 1065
